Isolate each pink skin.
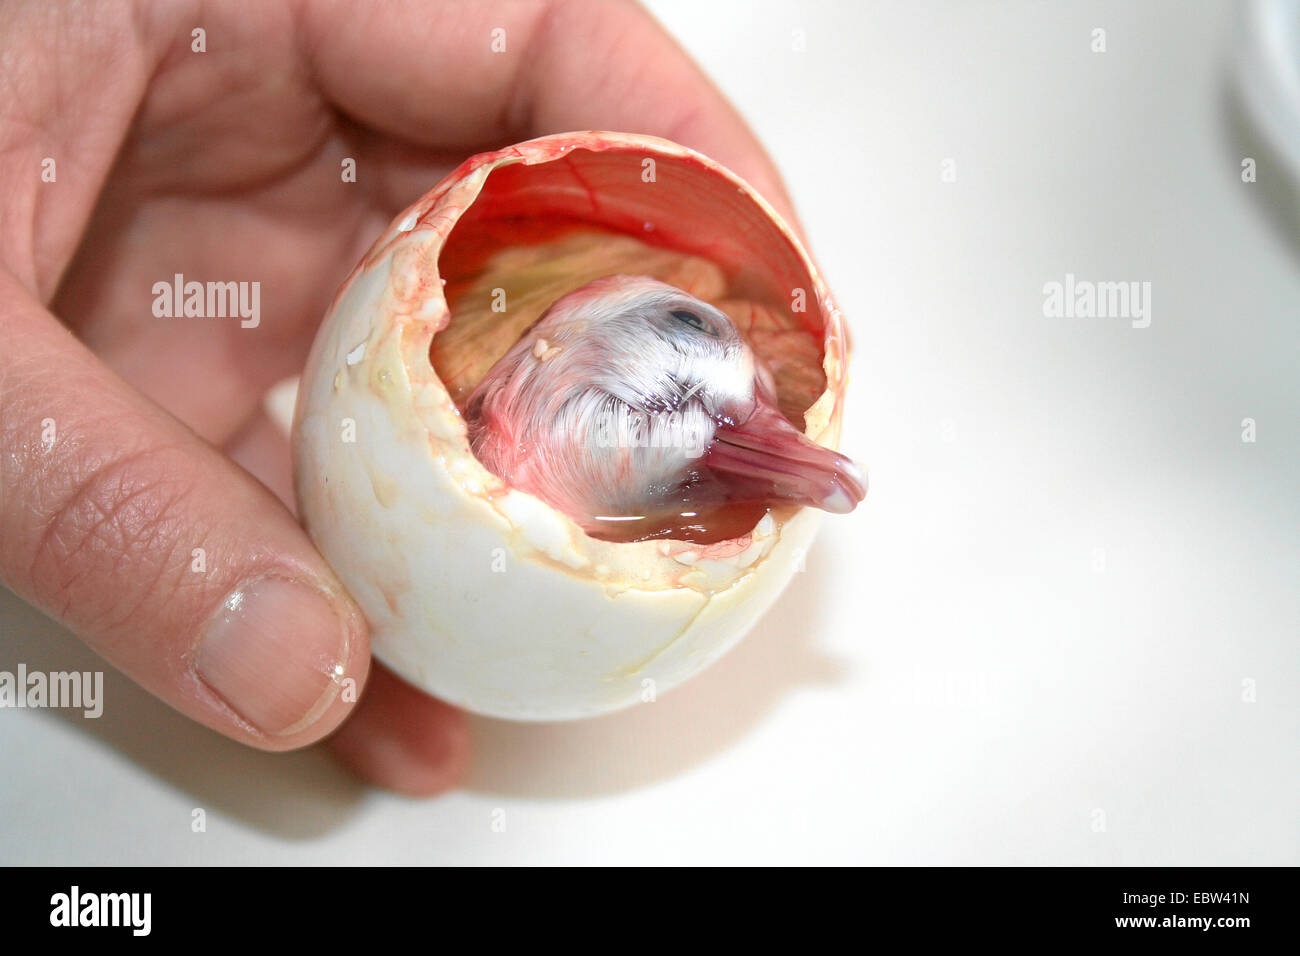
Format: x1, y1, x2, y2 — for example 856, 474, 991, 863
708, 399, 867, 515
0, 0, 806, 796
468, 276, 863, 539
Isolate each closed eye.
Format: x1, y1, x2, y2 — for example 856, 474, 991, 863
670, 309, 717, 336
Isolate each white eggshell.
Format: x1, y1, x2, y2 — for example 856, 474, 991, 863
292, 133, 850, 720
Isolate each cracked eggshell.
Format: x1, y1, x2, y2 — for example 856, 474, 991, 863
292, 131, 850, 720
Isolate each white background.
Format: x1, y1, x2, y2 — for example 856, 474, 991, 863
1, 0, 1296, 865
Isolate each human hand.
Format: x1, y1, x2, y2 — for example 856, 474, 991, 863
0, 0, 798, 794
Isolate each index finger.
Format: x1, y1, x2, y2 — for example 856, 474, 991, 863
300, 0, 800, 226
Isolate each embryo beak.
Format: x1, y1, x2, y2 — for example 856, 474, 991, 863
705, 400, 867, 514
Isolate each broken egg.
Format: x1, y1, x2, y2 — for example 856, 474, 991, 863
292, 131, 861, 720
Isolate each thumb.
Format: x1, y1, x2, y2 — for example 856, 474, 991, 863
0, 272, 369, 749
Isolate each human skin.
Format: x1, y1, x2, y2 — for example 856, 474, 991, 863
0, 0, 798, 795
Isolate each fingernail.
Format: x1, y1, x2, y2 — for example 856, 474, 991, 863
198, 576, 354, 736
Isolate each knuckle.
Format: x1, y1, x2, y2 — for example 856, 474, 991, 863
26, 441, 201, 629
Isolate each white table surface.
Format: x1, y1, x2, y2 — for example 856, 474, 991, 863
1, 0, 1296, 865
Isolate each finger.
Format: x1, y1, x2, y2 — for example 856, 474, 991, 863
299, 0, 800, 224
224, 406, 298, 513
327, 663, 470, 797
0, 272, 370, 750
245, 387, 470, 796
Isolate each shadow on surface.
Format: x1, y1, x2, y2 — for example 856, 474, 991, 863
464, 560, 848, 799
1220, 78, 1300, 266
